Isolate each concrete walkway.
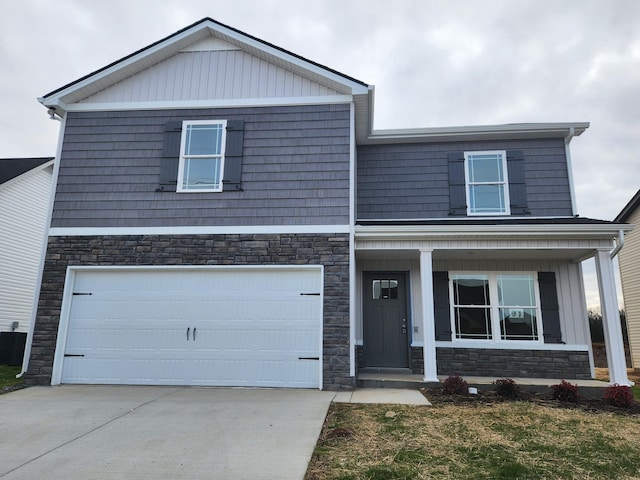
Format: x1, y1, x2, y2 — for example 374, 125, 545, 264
333, 388, 431, 405
0, 386, 334, 480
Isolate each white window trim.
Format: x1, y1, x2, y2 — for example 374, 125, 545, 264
177, 119, 227, 193
449, 271, 544, 345
464, 150, 511, 216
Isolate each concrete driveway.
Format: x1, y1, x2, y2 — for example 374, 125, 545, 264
0, 385, 335, 479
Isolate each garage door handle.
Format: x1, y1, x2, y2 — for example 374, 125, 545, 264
193, 327, 197, 341
187, 327, 190, 341
298, 357, 320, 360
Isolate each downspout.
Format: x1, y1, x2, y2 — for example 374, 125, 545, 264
564, 127, 578, 216
610, 229, 625, 259
18, 110, 66, 379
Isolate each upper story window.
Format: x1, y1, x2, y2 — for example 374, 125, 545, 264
464, 150, 510, 215
177, 120, 227, 192
450, 272, 542, 343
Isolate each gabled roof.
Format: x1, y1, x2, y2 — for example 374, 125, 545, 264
0, 158, 54, 185
37, 18, 587, 146
39, 17, 370, 113
614, 189, 640, 223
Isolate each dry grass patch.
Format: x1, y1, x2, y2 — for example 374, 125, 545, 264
306, 402, 640, 480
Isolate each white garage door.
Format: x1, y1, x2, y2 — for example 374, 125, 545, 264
58, 267, 322, 388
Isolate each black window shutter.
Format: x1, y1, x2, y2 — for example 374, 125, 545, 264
158, 121, 182, 191
448, 152, 467, 215
433, 271, 452, 341
538, 272, 563, 344
223, 120, 245, 191
506, 150, 529, 215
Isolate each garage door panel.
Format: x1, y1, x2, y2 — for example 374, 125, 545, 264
60, 268, 322, 388
188, 359, 318, 388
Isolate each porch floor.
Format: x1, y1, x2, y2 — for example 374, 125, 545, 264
356, 373, 609, 397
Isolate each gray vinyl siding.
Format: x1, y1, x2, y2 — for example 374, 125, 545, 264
52, 104, 351, 227
357, 138, 572, 220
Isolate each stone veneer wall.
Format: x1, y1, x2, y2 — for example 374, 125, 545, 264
435, 347, 592, 379
356, 344, 590, 380
27, 234, 352, 390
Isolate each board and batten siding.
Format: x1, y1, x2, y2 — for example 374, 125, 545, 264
357, 138, 572, 220
619, 207, 640, 367
355, 257, 589, 347
79, 50, 344, 104
51, 104, 351, 228
0, 165, 52, 333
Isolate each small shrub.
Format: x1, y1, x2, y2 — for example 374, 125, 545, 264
493, 378, 519, 399
604, 384, 634, 408
442, 375, 469, 395
551, 380, 579, 403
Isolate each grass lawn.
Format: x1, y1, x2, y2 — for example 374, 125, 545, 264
306, 400, 640, 480
0, 365, 23, 390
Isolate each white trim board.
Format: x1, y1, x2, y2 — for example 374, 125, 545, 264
434, 341, 589, 351
49, 225, 351, 236
63, 95, 354, 113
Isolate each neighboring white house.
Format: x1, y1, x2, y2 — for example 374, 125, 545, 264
0, 158, 54, 333
615, 189, 640, 368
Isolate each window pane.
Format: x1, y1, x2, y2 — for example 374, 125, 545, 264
186, 124, 223, 155
500, 308, 538, 340
455, 307, 492, 339
469, 184, 506, 213
498, 275, 536, 307
468, 154, 504, 183
453, 276, 489, 306
182, 157, 222, 189
372, 279, 398, 300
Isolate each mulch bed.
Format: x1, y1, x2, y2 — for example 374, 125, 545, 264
422, 387, 640, 415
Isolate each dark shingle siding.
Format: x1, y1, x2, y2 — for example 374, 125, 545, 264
357, 138, 573, 219
52, 104, 351, 228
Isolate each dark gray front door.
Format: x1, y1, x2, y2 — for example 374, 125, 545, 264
363, 272, 409, 369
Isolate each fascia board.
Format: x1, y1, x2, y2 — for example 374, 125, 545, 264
355, 223, 633, 239
39, 28, 209, 107
40, 20, 368, 111
614, 189, 640, 222
359, 122, 590, 144
209, 25, 369, 95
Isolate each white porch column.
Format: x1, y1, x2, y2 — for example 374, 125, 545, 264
594, 249, 631, 386
420, 249, 439, 382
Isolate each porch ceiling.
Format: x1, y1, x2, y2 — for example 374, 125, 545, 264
356, 247, 597, 262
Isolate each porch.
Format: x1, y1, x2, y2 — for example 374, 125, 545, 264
354, 220, 631, 386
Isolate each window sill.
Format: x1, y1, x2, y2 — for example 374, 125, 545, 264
435, 341, 588, 351
176, 189, 223, 193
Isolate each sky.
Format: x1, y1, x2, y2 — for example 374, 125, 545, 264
1, 0, 639, 308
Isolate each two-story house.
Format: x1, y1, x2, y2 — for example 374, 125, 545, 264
22, 18, 631, 389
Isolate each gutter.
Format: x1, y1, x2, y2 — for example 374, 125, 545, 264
355, 223, 633, 239
18, 114, 67, 379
